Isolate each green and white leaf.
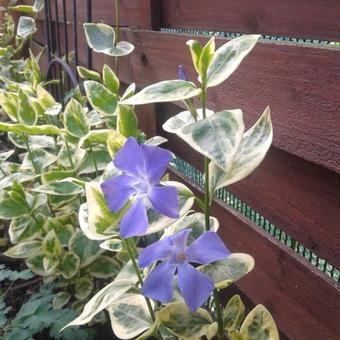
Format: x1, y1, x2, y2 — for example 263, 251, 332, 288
4, 240, 41, 258
0, 121, 62, 135
84, 80, 118, 115
88, 255, 120, 278
53, 292, 71, 310
77, 66, 101, 82
21, 148, 57, 172
43, 255, 59, 275
60, 252, 80, 279
33, 180, 83, 196
121, 80, 201, 105
224, 295, 245, 334
209, 106, 272, 195
63, 99, 90, 138
75, 277, 94, 301
103, 64, 119, 93
42, 229, 62, 256
240, 305, 279, 340
100, 239, 122, 252
163, 108, 244, 171
107, 294, 155, 339
199, 253, 255, 289
17, 16, 37, 39
158, 302, 218, 340
18, 89, 37, 125
206, 34, 260, 88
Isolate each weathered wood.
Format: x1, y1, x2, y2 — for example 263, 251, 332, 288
161, 0, 340, 41
25, 0, 158, 29
113, 29, 340, 174
170, 169, 340, 340
158, 102, 340, 270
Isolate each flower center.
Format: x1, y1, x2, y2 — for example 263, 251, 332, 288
176, 252, 186, 262
135, 177, 151, 195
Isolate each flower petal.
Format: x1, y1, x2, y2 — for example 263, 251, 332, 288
148, 185, 179, 218
178, 262, 214, 311
185, 231, 230, 264
142, 261, 177, 304
101, 175, 137, 212
139, 238, 173, 267
141, 144, 172, 184
169, 228, 191, 253
113, 137, 143, 176
120, 197, 148, 238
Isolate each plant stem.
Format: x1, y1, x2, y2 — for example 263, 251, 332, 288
0, 164, 7, 176
88, 144, 99, 176
213, 289, 224, 340
114, 0, 120, 74
124, 239, 156, 322
23, 135, 40, 175
64, 139, 75, 168
201, 83, 224, 338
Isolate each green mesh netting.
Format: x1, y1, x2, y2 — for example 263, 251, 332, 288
171, 156, 340, 283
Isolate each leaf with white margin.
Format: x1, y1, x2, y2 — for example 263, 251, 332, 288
199, 253, 255, 289
121, 80, 201, 106
206, 35, 260, 88
107, 294, 155, 339
144, 136, 168, 147
158, 302, 218, 340
63, 262, 136, 329
240, 304, 279, 340
223, 295, 245, 334
209, 106, 272, 196
84, 23, 134, 57
163, 108, 244, 171
17, 16, 37, 39
162, 212, 218, 244
100, 239, 122, 252
4, 240, 41, 258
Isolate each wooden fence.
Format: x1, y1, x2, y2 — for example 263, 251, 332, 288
28, 1, 340, 339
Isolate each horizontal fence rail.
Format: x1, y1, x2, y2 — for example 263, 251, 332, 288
29, 1, 340, 339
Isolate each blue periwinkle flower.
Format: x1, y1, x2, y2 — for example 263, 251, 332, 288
139, 228, 230, 311
178, 64, 188, 81
101, 137, 179, 238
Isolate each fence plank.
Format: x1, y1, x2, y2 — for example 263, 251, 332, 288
158, 103, 340, 270
170, 169, 340, 340
161, 0, 340, 41
114, 29, 340, 174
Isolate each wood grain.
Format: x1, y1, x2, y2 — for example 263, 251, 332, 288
170, 169, 340, 340
161, 0, 340, 41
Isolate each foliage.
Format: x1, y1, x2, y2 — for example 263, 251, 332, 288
0, 2, 280, 339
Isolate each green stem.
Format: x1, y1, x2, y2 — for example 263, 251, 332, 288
201, 82, 223, 338
213, 289, 224, 340
114, 0, 120, 74
124, 239, 156, 322
23, 134, 40, 175
64, 139, 75, 169
0, 165, 7, 177
88, 144, 99, 176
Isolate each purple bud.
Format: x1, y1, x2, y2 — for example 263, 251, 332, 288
178, 65, 187, 81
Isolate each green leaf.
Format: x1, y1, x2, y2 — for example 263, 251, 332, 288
33, 180, 83, 196
36, 84, 56, 110
0, 121, 61, 135
224, 295, 245, 334
209, 106, 273, 196
99, 239, 122, 252
88, 255, 120, 278
240, 305, 279, 340
163, 108, 244, 171
84, 80, 118, 116
186, 39, 203, 74
42, 230, 62, 256
77, 149, 111, 175
206, 34, 260, 88
230, 331, 246, 340
107, 294, 154, 339
158, 302, 218, 340
69, 230, 102, 267
106, 130, 126, 158
9, 5, 35, 13
77, 66, 101, 82
84, 23, 134, 57
121, 83, 136, 100
43, 255, 59, 274
63, 99, 90, 138
198, 37, 215, 78
103, 64, 120, 93
21, 148, 57, 172
18, 89, 37, 125
9, 214, 44, 244
53, 292, 71, 310
26, 253, 47, 276
17, 16, 37, 39
33, 0, 44, 13
4, 240, 41, 258
199, 253, 255, 289
117, 104, 138, 137
57, 143, 86, 168
79, 129, 110, 148
60, 252, 80, 279
0, 90, 18, 121
122, 80, 201, 105
8, 133, 56, 149
75, 277, 94, 300
0, 172, 35, 191
144, 136, 168, 147
63, 278, 134, 329
41, 170, 76, 183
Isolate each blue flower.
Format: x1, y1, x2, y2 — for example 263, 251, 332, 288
101, 137, 179, 238
139, 228, 230, 311
178, 65, 188, 81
